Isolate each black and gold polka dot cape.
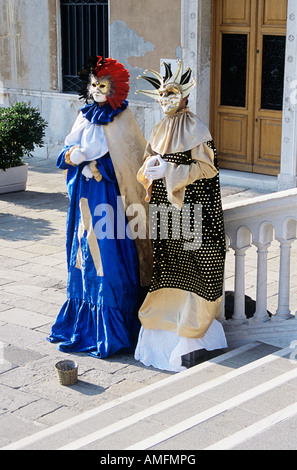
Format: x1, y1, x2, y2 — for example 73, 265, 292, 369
149, 141, 225, 303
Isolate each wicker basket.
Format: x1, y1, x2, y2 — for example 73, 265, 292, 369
55, 360, 78, 386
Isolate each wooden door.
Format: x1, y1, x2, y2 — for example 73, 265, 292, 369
210, 0, 287, 175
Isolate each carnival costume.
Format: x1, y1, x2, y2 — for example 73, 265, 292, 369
134, 61, 227, 371
47, 57, 152, 358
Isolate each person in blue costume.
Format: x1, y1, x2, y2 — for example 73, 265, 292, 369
47, 56, 152, 358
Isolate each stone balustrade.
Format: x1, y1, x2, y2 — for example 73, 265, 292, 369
222, 188, 297, 348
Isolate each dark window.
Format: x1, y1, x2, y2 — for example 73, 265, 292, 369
61, 0, 109, 93
261, 35, 286, 111
220, 33, 248, 108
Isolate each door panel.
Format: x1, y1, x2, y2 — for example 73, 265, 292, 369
259, 118, 282, 162
219, 114, 248, 159
262, 0, 287, 26
222, 0, 251, 25
211, 0, 287, 175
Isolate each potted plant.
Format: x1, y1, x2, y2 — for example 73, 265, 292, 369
0, 101, 48, 194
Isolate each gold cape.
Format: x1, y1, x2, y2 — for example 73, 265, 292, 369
146, 107, 212, 155
103, 108, 153, 286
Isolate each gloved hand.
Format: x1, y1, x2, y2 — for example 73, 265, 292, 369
143, 155, 167, 180
69, 147, 88, 165
82, 163, 94, 180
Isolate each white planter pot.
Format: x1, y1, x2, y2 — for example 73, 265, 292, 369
0, 163, 28, 194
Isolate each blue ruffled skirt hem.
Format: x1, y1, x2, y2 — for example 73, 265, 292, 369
47, 298, 140, 358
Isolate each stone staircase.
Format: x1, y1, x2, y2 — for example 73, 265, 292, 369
2, 341, 297, 451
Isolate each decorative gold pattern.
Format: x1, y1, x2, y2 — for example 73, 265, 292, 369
89, 76, 111, 96
88, 161, 103, 182
76, 197, 104, 277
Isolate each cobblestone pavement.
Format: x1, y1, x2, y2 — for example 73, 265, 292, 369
0, 158, 296, 448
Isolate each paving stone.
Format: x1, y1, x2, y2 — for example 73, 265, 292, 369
0, 383, 40, 414
0, 324, 45, 348
13, 398, 62, 421
37, 405, 78, 427
0, 414, 46, 446
1, 344, 45, 369
0, 308, 52, 329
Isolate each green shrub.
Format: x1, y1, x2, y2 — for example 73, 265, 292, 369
0, 102, 48, 170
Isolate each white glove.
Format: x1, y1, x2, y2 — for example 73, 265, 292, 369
143, 155, 160, 172
144, 155, 167, 180
69, 147, 88, 165
82, 163, 94, 180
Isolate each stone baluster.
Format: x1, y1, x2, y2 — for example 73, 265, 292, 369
274, 219, 297, 320
233, 247, 248, 320
229, 227, 251, 321
253, 241, 271, 321
274, 237, 293, 320
252, 223, 274, 321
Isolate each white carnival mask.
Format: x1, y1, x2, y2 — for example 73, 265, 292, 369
88, 74, 111, 103
158, 83, 183, 115
136, 60, 195, 115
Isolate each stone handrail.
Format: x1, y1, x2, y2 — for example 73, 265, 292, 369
222, 188, 297, 323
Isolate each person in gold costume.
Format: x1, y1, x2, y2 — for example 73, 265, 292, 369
134, 61, 227, 372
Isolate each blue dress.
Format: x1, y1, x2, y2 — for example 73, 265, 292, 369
47, 101, 144, 358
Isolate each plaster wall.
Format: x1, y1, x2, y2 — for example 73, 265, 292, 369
1, 0, 180, 157
110, 0, 182, 102
0, 0, 58, 93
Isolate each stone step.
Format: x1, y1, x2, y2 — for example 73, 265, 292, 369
2, 341, 297, 451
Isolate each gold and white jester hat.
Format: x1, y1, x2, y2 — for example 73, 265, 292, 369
136, 60, 196, 115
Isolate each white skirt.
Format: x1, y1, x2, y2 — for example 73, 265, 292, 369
134, 320, 227, 373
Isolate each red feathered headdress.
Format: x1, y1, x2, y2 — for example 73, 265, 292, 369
95, 56, 130, 109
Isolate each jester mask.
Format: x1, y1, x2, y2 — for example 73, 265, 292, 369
137, 60, 196, 115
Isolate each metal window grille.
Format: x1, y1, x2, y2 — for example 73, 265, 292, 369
61, 0, 109, 93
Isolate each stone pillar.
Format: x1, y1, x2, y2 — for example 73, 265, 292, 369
181, 0, 198, 115
253, 242, 271, 320
274, 238, 293, 319
181, 0, 211, 124
278, 0, 297, 190
233, 247, 248, 320
229, 227, 251, 321
252, 223, 274, 321
274, 217, 297, 320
